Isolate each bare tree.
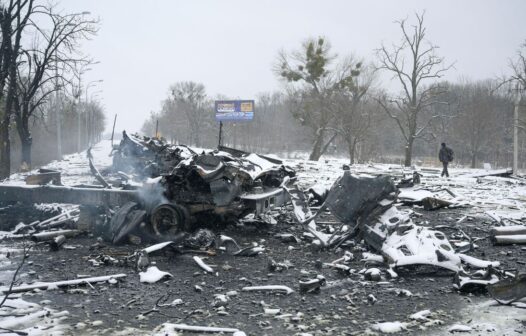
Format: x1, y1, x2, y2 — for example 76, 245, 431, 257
510, 40, 526, 89
451, 80, 503, 168
335, 59, 375, 164
276, 37, 361, 160
376, 12, 452, 166
0, 0, 35, 178
13, 6, 97, 167
170, 81, 208, 147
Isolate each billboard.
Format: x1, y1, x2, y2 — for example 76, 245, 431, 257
215, 100, 254, 122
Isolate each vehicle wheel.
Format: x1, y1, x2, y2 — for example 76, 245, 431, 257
150, 204, 187, 236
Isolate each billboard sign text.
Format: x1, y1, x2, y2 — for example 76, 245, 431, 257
215, 100, 254, 122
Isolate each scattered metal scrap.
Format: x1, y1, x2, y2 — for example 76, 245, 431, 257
0, 133, 514, 307
461, 168, 513, 179
0, 274, 126, 294
491, 225, 526, 245
0, 133, 296, 245
289, 171, 502, 286
109, 133, 296, 241
488, 272, 526, 304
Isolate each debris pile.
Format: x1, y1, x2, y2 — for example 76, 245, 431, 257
0, 137, 525, 335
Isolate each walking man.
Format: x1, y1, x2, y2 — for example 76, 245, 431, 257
439, 142, 454, 177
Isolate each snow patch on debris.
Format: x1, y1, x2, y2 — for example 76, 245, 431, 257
371, 321, 408, 333
139, 266, 173, 283
152, 323, 244, 335
410, 309, 432, 321
448, 324, 472, 332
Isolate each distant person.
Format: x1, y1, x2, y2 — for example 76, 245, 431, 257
439, 143, 454, 177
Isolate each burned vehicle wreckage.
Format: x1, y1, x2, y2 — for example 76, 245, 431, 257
0, 132, 296, 244
107, 132, 296, 243
0, 132, 523, 305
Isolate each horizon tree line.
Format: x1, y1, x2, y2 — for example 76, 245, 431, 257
143, 13, 525, 169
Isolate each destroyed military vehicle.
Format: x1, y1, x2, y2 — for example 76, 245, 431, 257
101, 132, 297, 243
0, 133, 296, 244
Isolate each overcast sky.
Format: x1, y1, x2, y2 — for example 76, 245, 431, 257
60, 0, 526, 133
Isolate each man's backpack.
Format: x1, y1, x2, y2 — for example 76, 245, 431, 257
447, 148, 454, 162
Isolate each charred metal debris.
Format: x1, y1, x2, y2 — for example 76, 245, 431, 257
0, 132, 524, 304
107, 132, 296, 244
1, 132, 296, 244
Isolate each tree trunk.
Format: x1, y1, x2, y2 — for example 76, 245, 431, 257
15, 107, 32, 168
471, 152, 476, 169
0, 119, 10, 179
319, 133, 337, 158
309, 130, 324, 161
404, 139, 413, 167
194, 129, 200, 147
20, 135, 32, 169
348, 139, 357, 165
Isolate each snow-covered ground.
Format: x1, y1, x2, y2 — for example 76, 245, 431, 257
286, 157, 526, 222
429, 298, 526, 336
6, 140, 114, 187
1, 141, 525, 335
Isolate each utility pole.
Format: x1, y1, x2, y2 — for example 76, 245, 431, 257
84, 80, 102, 146
77, 76, 82, 152
513, 83, 522, 175
55, 50, 62, 159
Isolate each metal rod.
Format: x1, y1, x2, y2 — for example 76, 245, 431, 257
0, 274, 127, 294
218, 121, 223, 148
111, 114, 117, 147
